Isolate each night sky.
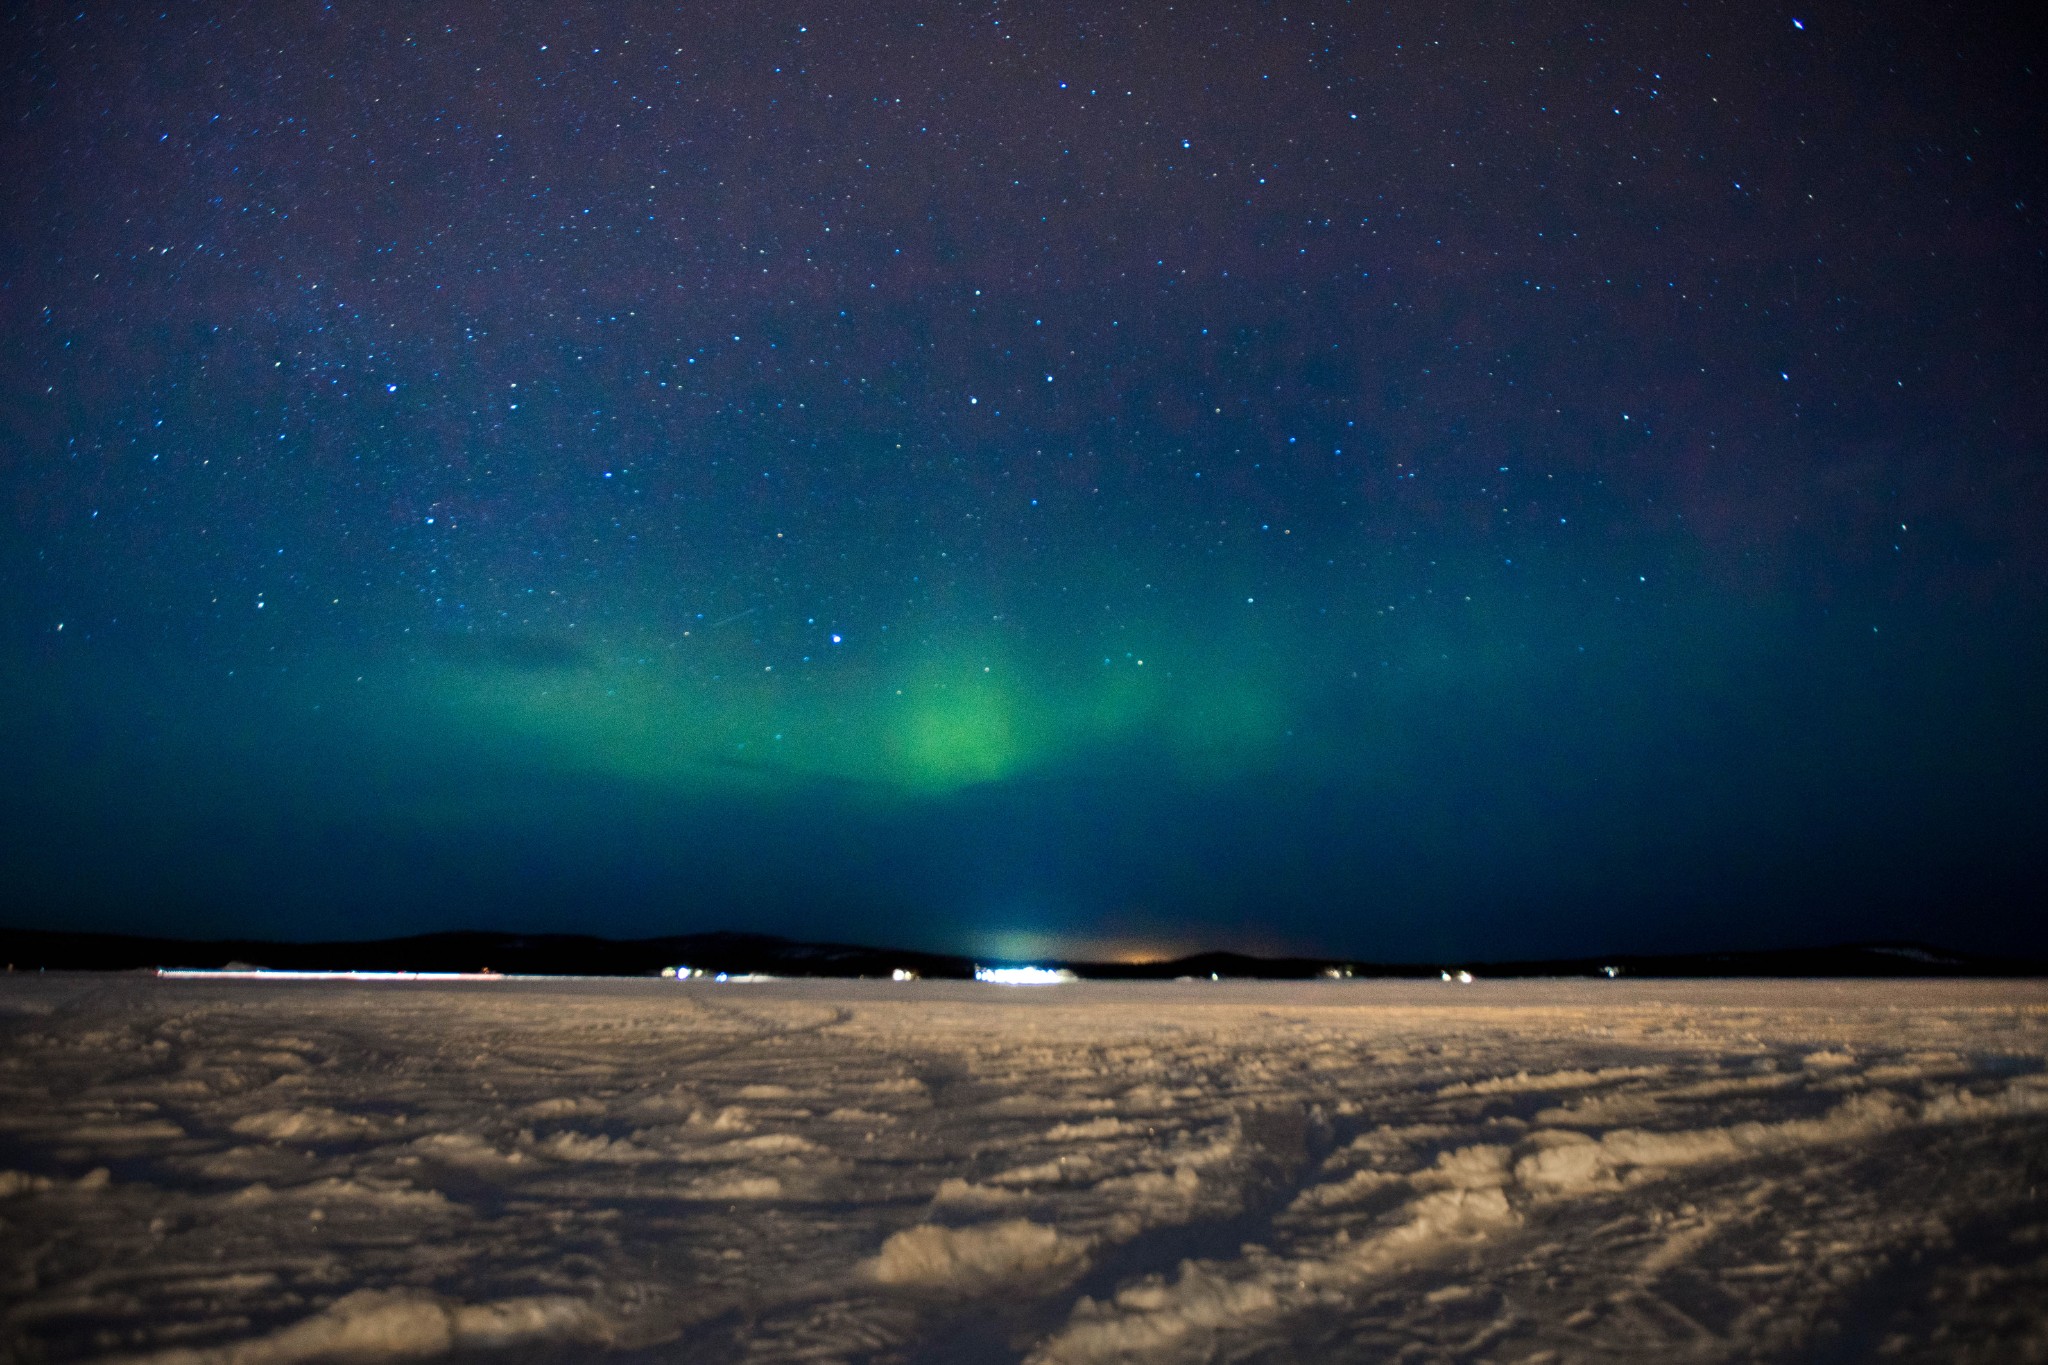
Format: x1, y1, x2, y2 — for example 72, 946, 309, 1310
4, 0, 2044, 963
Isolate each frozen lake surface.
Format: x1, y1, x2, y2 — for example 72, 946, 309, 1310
3, 975, 2045, 1363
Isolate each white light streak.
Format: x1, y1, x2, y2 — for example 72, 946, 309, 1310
974, 966, 1078, 986
156, 969, 508, 982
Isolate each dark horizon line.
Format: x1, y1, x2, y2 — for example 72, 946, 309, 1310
1, 925, 2042, 980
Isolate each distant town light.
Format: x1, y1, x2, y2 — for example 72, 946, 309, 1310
974, 966, 1077, 986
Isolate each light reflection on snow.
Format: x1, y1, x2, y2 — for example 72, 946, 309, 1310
155, 968, 510, 981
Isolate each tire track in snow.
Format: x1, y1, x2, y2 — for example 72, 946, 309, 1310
1022, 1077, 2048, 1364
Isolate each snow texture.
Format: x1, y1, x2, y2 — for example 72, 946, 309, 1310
2, 976, 2045, 1362
861, 1220, 1093, 1293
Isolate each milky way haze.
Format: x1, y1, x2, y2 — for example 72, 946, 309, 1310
3, 0, 2043, 958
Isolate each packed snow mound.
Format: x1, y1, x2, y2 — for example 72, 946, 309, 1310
228, 1176, 457, 1211
1437, 1064, 1666, 1096
930, 1177, 1028, 1209
120, 1289, 608, 1364
1513, 1089, 1908, 1194
229, 1108, 383, 1142
1412, 1142, 1513, 1191
1046, 1264, 1284, 1363
0, 1169, 58, 1197
687, 1173, 783, 1200
862, 1218, 1093, 1292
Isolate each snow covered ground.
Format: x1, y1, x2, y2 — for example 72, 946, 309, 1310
2, 975, 2045, 1363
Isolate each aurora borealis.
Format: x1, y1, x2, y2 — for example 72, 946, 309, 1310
3, 0, 2044, 960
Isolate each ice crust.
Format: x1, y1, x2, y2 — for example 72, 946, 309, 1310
1, 977, 2045, 1362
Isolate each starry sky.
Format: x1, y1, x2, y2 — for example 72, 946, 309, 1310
3, 0, 2044, 962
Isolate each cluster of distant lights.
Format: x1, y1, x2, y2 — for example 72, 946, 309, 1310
972, 966, 1079, 986
155, 964, 1627, 984
156, 965, 1079, 986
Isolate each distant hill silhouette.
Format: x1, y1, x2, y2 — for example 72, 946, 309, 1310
0, 927, 2038, 979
